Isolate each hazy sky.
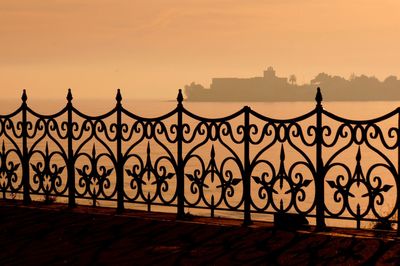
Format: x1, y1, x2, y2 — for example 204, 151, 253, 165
1, 0, 400, 99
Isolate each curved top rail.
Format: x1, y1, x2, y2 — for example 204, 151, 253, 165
322, 108, 399, 124
0, 105, 23, 119
0, 90, 26, 118
182, 106, 246, 122
72, 106, 117, 120
27, 105, 68, 119
249, 108, 317, 123
122, 106, 178, 121
4, 88, 400, 125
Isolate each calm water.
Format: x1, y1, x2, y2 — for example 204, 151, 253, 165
1, 99, 399, 228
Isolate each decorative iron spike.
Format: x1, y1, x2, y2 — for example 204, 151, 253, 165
21, 89, 27, 102
92, 144, 96, 157
177, 89, 183, 104
146, 142, 151, 155
280, 145, 285, 161
315, 87, 322, 105
353, 147, 364, 187
356, 147, 361, 162
277, 145, 287, 190
210, 145, 215, 159
116, 89, 122, 103
145, 142, 152, 170
67, 88, 73, 102
45, 142, 49, 156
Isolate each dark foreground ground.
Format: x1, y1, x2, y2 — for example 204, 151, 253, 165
1, 202, 400, 265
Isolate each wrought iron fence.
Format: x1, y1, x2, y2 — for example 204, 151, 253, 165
0, 88, 399, 232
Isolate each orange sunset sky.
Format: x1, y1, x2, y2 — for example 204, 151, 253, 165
1, 0, 400, 99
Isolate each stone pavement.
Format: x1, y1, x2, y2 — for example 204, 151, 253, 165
0, 201, 399, 265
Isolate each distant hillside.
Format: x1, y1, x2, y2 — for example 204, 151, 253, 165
184, 67, 400, 101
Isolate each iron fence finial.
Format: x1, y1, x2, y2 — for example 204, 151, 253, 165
67, 88, 73, 102
21, 89, 27, 102
315, 87, 322, 106
116, 89, 122, 103
177, 89, 183, 105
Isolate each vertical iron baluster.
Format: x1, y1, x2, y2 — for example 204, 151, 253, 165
67, 89, 76, 208
176, 89, 185, 219
243, 106, 252, 225
356, 204, 361, 230
315, 87, 326, 230
21, 90, 31, 205
397, 108, 400, 235
116, 89, 124, 212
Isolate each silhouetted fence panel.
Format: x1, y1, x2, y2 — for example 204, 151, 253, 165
322, 106, 398, 230
121, 96, 179, 214
0, 88, 398, 233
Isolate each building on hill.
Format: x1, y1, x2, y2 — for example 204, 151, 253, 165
185, 67, 310, 101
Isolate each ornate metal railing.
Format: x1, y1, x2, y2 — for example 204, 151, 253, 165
0, 88, 399, 232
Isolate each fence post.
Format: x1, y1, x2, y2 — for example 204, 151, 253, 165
176, 89, 185, 219
21, 90, 31, 205
397, 108, 400, 236
243, 106, 252, 225
67, 89, 76, 208
116, 89, 124, 213
315, 87, 326, 230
